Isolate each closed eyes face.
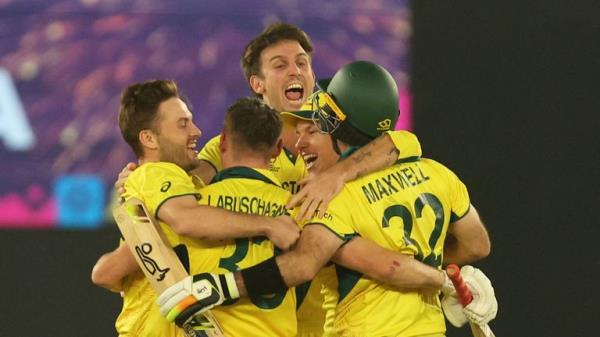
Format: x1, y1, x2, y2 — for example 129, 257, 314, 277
294, 120, 339, 173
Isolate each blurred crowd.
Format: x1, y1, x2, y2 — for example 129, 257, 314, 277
0, 0, 410, 226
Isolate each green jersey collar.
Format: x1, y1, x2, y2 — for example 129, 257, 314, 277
210, 166, 281, 187
283, 147, 298, 164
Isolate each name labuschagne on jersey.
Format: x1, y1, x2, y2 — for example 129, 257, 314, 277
361, 162, 430, 204
205, 194, 288, 217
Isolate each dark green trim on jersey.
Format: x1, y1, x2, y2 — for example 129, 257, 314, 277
295, 281, 312, 309
219, 238, 249, 272
154, 193, 201, 219
283, 147, 298, 164
336, 263, 363, 303
450, 202, 471, 222
210, 166, 279, 187
298, 226, 360, 303
173, 244, 190, 273
303, 223, 356, 243
395, 155, 421, 164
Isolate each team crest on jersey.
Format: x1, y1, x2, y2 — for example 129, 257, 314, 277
377, 118, 392, 131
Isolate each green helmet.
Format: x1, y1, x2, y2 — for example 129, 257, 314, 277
315, 60, 399, 140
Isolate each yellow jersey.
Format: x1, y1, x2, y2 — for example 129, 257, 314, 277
118, 162, 203, 337
311, 158, 470, 337
386, 130, 422, 162
198, 135, 306, 194
185, 166, 297, 337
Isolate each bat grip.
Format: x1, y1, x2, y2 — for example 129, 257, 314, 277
446, 264, 473, 307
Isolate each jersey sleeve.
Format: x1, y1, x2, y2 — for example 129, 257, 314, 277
197, 135, 223, 172
444, 167, 471, 222
305, 190, 357, 242
124, 162, 200, 217
386, 130, 422, 161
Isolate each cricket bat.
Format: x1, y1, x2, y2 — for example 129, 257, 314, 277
113, 198, 225, 337
446, 264, 496, 337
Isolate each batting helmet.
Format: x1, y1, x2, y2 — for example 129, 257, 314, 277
313, 61, 399, 145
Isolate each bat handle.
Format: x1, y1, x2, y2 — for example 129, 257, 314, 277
446, 264, 473, 307
447, 264, 496, 337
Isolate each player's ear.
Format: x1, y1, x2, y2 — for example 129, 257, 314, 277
218, 132, 227, 155
250, 75, 265, 95
272, 138, 283, 159
139, 129, 158, 151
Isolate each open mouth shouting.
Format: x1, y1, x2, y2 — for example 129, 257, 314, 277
285, 82, 304, 106
302, 152, 318, 171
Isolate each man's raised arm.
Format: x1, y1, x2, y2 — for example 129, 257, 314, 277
289, 131, 421, 220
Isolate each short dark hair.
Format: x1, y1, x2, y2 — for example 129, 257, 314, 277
223, 97, 282, 155
241, 22, 313, 97
118, 79, 179, 157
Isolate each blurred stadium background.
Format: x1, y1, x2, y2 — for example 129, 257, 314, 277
0, 0, 413, 230
0, 0, 595, 336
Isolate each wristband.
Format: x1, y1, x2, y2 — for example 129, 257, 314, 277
241, 256, 288, 301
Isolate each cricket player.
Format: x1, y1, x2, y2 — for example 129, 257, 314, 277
158, 61, 498, 337
285, 97, 497, 334
91, 80, 299, 337
177, 97, 299, 336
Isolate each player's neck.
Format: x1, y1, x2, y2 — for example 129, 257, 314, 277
222, 152, 270, 170
138, 154, 157, 165
281, 126, 298, 155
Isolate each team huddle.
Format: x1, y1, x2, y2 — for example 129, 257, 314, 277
92, 23, 498, 337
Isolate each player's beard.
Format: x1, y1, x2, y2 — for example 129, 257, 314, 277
157, 138, 200, 172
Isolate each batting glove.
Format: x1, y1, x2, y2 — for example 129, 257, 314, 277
461, 265, 498, 325
157, 272, 240, 327
441, 272, 468, 327
441, 265, 497, 327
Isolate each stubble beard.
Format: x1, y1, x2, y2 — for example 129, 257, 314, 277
158, 139, 200, 172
